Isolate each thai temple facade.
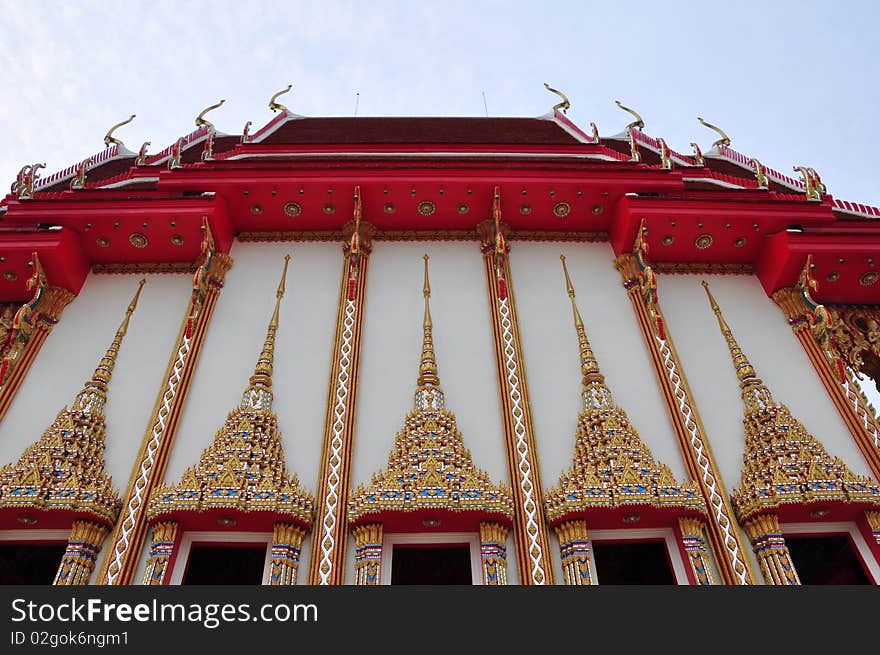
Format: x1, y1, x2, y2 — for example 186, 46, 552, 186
0, 85, 879, 585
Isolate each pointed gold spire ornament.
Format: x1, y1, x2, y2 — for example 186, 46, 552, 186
415, 255, 441, 405
548, 260, 705, 584
243, 254, 289, 408
349, 256, 513, 583
546, 259, 704, 522
73, 280, 145, 415
147, 257, 312, 546
701, 281, 880, 523
0, 280, 146, 527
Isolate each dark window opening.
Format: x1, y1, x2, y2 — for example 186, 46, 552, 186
0, 543, 66, 585
182, 543, 267, 585
391, 545, 472, 585
786, 534, 871, 585
592, 540, 675, 584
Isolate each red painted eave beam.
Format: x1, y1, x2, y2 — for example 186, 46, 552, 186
757, 231, 880, 304
0, 228, 89, 300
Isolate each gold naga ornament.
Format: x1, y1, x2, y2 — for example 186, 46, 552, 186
147, 256, 314, 527
545, 256, 705, 523
0, 251, 48, 386
702, 281, 880, 524
348, 255, 514, 526
0, 280, 145, 527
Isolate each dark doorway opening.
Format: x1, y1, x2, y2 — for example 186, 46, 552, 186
0, 543, 66, 585
391, 545, 472, 584
785, 534, 871, 585
592, 540, 676, 584
182, 543, 267, 585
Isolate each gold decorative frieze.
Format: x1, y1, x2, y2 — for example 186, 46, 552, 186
702, 282, 880, 523
0, 280, 145, 526
545, 256, 706, 523
349, 256, 513, 526
147, 257, 314, 529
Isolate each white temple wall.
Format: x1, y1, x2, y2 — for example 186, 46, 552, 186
659, 273, 873, 496
345, 241, 509, 584
0, 272, 191, 583
163, 240, 341, 583
0, 272, 190, 497
512, 241, 689, 582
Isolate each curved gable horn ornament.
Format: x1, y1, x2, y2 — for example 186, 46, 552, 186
103, 114, 136, 148
15, 163, 46, 199
544, 82, 570, 114
195, 99, 225, 130
135, 142, 151, 166
697, 116, 731, 149
615, 99, 644, 131
269, 84, 293, 113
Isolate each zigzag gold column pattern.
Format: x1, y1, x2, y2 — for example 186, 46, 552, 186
614, 223, 754, 585
308, 192, 374, 585
677, 517, 715, 585
772, 260, 880, 482
0, 252, 76, 424
352, 523, 382, 585
141, 520, 179, 585
479, 521, 509, 585
477, 190, 554, 585
54, 520, 110, 586
742, 514, 800, 585
269, 522, 306, 585
554, 520, 593, 586
97, 222, 232, 585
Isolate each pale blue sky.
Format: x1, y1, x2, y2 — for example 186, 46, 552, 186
1, 1, 879, 418
1, 1, 878, 207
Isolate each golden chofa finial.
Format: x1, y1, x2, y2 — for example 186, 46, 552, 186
615, 100, 644, 131
195, 99, 225, 129
73, 279, 146, 414
269, 84, 293, 113
544, 82, 570, 114
560, 255, 605, 391
103, 114, 136, 147
701, 281, 759, 387
244, 255, 291, 407
697, 116, 731, 148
